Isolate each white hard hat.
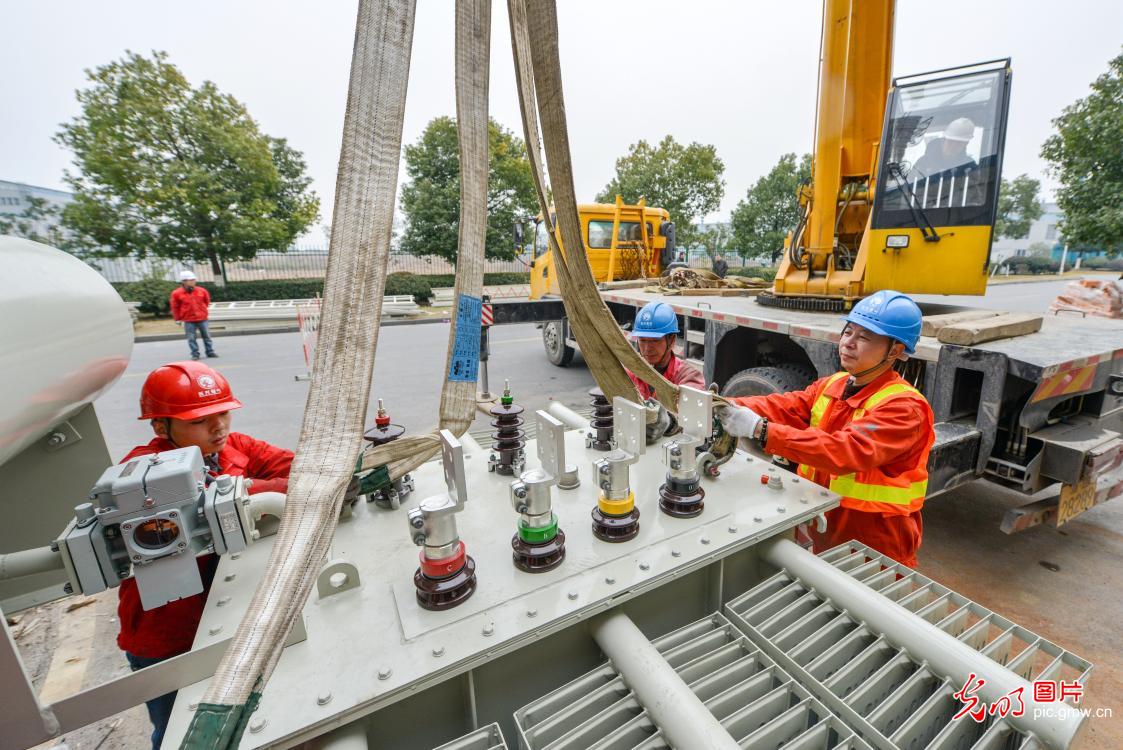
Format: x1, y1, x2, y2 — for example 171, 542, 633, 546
944, 117, 975, 143
179, 270, 197, 281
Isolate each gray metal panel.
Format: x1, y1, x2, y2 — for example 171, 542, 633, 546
514, 613, 871, 750
432, 723, 508, 750
726, 541, 1093, 750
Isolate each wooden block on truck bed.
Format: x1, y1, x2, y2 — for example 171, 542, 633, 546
921, 310, 1001, 337
936, 313, 1043, 345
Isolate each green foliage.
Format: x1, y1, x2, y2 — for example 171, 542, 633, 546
399, 117, 538, 263
117, 278, 179, 315
1083, 256, 1123, 271
995, 175, 1043, 239
55, 51, 320, 275
726, 266, 778, 282
0, 197, 61, 244
111, 271, 535, 312
1041, 50, 1123, 257
596, 136, 725, 248
729, 154, 811, 262
1001, 255, 1060, 275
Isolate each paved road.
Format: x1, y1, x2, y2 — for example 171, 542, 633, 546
916, 277, 1115, 314
97, 322, 595, 461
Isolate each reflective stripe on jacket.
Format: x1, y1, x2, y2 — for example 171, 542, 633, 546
730, 369, 934, 516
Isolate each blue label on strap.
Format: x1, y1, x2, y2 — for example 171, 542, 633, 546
448, 294, 482, 383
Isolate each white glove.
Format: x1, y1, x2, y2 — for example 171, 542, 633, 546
718, 404, 762, 438
644, 400, 672, 444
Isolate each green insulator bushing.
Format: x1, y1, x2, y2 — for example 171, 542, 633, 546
518, 514, 559, 544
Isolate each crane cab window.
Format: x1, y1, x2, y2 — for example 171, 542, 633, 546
587, 220, 653, 249
873, 61, 1011, 230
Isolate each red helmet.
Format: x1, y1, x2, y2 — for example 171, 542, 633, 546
139, 361, 244, 420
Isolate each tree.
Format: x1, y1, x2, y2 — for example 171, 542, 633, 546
596, 136, 725, 248
1041, 49, 1123, 257
995, 174, 1043, 239
729, 153, 811, 263
0, 196, 60, 244
398, 116, 537, 263
55, 51, 319, 280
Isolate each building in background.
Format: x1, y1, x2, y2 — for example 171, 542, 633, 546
0, 179, 74, 245
990, 202, 1107, 264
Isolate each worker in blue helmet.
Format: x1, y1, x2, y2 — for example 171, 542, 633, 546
717, 291, 935, 567
629, 301, 705, 443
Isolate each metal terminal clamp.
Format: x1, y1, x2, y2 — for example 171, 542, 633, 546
659, 386, 713, 518
407, 430, 476, 610
509, 412, 569, 572
591, 397, 646, 542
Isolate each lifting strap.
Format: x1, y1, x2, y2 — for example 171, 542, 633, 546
509, 0, 679, 412
181, 1, 458, 746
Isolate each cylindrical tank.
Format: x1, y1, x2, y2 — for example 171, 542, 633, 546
1, 236, 134, 466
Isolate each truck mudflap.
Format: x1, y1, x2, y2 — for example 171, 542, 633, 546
1001, 436, 1123, 533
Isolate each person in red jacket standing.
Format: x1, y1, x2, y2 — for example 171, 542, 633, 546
717, 291, 934, 568
119, 361, 291, 748
170, 270, 217, 360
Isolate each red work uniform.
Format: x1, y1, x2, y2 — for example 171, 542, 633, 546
116, 433, 293, 659
628, 355, 705, 400
729, 369, 934, 567
170, 285, 211, 323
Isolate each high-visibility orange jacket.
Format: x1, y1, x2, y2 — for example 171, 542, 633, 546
728, 369, 934, 516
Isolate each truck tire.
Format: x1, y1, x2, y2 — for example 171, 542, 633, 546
543, 320, 574, 367
721, 366, 810, 398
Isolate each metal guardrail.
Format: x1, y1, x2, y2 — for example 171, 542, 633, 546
208, 296, 419, 321
514, 613, 871, 750
726, 541, 1093, 750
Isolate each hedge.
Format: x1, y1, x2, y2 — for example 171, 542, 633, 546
113, 272, 532, 312
726, 266, 778, 282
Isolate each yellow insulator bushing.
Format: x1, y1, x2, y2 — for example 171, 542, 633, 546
598, 491, 635, 516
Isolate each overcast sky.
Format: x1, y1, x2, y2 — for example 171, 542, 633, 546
3, 1, 1120, 239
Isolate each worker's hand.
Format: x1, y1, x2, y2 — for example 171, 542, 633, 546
717, 403, 762, 439
644, 400, 672, 444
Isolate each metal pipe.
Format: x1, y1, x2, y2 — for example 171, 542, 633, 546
248, 492, 286, 526
760, 537, 1085, 750
590, 611, 739, 750
0, 546, 64, 581
307, 720, 368, 750
546, 402, 587, 431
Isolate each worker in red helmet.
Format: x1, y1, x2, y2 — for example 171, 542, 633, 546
119, 361, 292, 749
717, 291, 934, 568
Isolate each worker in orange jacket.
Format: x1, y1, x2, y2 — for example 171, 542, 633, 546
717, 291, 934, 567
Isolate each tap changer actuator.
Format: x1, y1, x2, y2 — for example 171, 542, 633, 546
508, 411, 578, 573
591, 397, 647, 542
407, 430, 477, 610
56, 447, 256, 611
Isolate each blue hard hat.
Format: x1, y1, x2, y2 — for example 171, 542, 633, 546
632, 302, 679, 338
843, 290, 923, 354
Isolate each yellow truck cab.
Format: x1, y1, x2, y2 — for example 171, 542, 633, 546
528, 198, 674, 301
